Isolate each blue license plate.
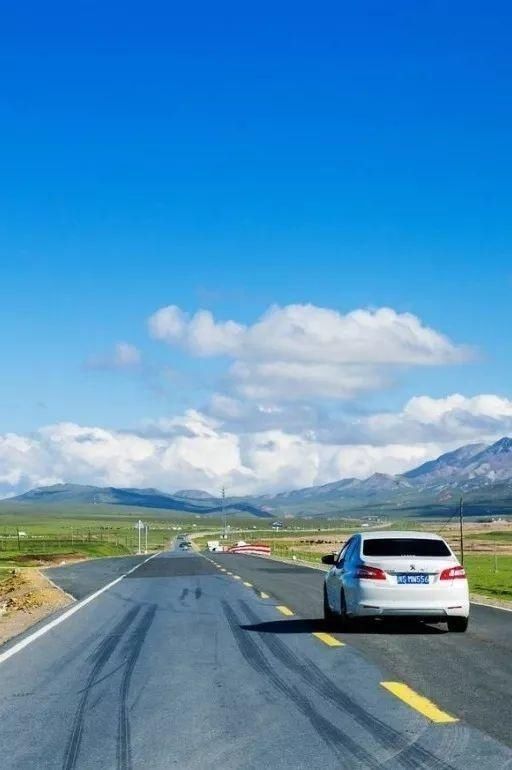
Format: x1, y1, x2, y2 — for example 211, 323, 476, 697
397, 574, 429, 585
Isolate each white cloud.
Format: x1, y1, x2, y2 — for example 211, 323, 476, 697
148, 306, 244, 356
1, 393, 512, 499
85, 342, 141, 370
320, 393, 512, 447
148, 303, 471, 400
229, 361, 387, 400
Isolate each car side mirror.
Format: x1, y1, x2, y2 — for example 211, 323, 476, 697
321, 553, 335, 565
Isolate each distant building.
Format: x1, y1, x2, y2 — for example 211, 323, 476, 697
271, 521, 283, 531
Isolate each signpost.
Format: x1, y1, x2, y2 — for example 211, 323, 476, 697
135, 519, 145, 554
459, 496, 464, 566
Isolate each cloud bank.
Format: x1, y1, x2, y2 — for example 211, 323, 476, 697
2, 394, 512, 498
2, 302, 501, 499
148, 304, 471, 400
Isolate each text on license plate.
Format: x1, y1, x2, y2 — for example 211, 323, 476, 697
397, 574, 430, 584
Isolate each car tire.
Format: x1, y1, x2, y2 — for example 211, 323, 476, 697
447, 616, 469, 633
338, 589, 353, 631
323, 586, 334, 625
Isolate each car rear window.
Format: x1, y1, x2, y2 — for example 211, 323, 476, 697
362, 538, 451, 557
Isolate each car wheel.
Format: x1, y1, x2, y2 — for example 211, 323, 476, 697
338, 589, 353, 631
323, 586, 333, 624
447, 616, 468, 633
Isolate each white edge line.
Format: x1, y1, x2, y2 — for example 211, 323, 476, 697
471, 600, 512, 613
0, 552, 159, 666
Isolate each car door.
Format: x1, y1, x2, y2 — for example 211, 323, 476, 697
326, 538, 353, 612
340, 536, 360, 611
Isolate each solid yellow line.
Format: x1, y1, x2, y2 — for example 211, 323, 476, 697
312, 632, 344, 647
381, 682, 458, 723
260, 592, 270, 599
243, 581, 253, 587
276, 605, 294, 617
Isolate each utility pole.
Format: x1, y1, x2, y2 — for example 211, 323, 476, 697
459, 496, 464, 566
222, 486, 226, 539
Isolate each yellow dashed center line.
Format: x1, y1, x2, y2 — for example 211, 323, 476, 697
220, 569, 227, 573
243, 581, 253, 587
312, 632, 345, 647
260, 592, 270, 599
381, 682, 458, 723
233, 575, 241, 580
226, 572, 233, 576
276, 605, 294, 617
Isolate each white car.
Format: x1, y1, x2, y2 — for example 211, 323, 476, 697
323, 531, 469, 632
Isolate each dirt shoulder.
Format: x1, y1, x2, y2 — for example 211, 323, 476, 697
0, 569, 72, 647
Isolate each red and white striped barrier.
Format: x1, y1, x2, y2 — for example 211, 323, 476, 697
226, 543, 271, 557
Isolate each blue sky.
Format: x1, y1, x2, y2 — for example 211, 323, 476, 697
1, 2, 512, 494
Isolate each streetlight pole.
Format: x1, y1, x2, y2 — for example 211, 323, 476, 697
459, 496, 464, 566
222, 486, 226, 539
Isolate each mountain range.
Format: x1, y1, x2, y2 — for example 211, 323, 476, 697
5, 437, 512, 519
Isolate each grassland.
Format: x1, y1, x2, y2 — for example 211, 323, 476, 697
0, 508, 180, 586
466, 531, 512, 542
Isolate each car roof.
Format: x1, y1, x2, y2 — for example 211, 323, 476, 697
357, 530, 445, 541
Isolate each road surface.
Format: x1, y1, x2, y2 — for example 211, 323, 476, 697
0, 547, 510, 769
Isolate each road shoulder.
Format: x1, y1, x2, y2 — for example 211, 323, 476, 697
0, 568, 72, 647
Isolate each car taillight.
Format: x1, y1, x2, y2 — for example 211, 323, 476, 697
439, 565, 466, 580
355, 565, 386, 580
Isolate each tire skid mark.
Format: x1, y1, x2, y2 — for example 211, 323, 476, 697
195, 586, 202, 600
221, 601, 380, 769
179, 588, 189, 603
239, 600, 454, 770
62, 607, 140, 770
117, 605, 157, 770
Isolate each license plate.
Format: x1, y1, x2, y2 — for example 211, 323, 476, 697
397, 574, 429, 585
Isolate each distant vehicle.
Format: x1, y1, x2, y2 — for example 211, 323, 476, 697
179, 542, 189, 550
322, 531, 469, 632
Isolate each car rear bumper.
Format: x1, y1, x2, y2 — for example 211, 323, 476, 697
351, 599, 469, 619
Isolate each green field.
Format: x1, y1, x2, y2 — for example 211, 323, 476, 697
466, 531, 512, 542
0, 509, 178, 585
462, 554, 512, 600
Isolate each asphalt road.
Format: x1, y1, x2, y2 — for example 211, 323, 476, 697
0, 547, 509, 769
210, 553, 512, 750
44, 555, 154, 599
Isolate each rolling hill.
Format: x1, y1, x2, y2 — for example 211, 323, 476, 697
4, 437, 512, 519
